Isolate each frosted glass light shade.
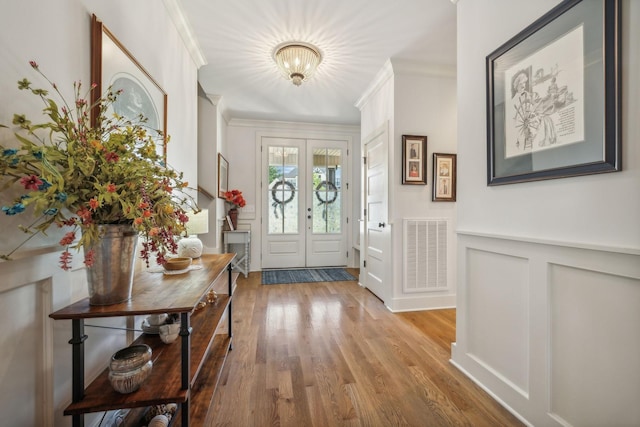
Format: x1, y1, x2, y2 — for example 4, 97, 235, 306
185, 209, 209, 235
273, 42, 322, 86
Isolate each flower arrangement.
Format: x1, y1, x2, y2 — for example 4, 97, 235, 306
223, 189, 246, 210
0, 61, 197, 269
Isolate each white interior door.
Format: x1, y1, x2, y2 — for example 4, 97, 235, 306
261, 137, 348, 269
364, 128, 388, 301
305, 139, 348, 267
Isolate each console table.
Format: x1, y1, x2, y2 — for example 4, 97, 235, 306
223, 230, 250, 278
49, 254, 236, 427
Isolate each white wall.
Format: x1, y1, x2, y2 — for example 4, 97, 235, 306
357, 60, 458, 311
0, 1, 199, 425
391, 63, 457, 311
457, 0, 639, 248
452, 1, 640, 425
197, 93, 224, 252
359, 61, 395, 142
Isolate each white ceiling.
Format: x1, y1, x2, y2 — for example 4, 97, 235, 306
178, 0, 457, 125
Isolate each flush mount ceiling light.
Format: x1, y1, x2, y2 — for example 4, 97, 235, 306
273, 42, 322, 86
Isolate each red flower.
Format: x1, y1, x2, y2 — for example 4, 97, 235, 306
20, 174, 43, 190
84, 249, 96, 268
77, 207, 92, 222
88, 198, 100, 210
224, 189, 246, 207
105, 151, 119, 162
59, 251, 72, 271
59, 231, 76, 246
106, 183, 117, 193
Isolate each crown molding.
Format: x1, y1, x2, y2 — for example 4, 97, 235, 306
205, 94, 231, 124
207, 94, 223, 106
390, 58, 456, 78
163, 0, 207, 68
354, 59, 394, 111
354, 58, 456, 111
228, 118, 360, 134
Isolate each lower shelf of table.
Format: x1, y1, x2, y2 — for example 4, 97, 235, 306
170, 333, 232, 427
119, 334, 232, 426
64, 295, 231, 416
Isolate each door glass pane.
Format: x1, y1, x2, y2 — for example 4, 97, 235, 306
268, 146, 299, 234
311, 148, 341, 233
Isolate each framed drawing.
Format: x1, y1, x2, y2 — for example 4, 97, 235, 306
402, 135, 427, 185
90, 14, 168, 165
432, 153, 457, 202
218, 153, 229, 198
486, 0, 620, 185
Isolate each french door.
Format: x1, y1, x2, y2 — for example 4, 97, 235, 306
261, 137, 348, 269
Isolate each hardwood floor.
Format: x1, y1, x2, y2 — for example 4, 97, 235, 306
206, 270, 522, 426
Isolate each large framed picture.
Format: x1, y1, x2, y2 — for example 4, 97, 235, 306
218, 153, 229, 198
486, 0, 620, 185
90, 14, 168, 165
432, 153, 457, 202
402, 135, 427, 185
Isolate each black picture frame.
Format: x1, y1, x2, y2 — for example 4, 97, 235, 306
402, 135, 427, 185
486, 0, 621, 185
432, 153, 457, 202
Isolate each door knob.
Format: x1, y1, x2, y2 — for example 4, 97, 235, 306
378, 222, 386, 228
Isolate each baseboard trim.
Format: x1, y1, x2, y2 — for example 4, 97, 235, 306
387, 294, 456, 312
449, 358, 533, 427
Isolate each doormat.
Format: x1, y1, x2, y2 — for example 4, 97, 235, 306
261, 268, 356, 285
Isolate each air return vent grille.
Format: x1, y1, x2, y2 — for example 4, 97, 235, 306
403, 219, 448, 293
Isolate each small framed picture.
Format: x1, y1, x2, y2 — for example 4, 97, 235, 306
402, 135, 427, 185
432, 153, 457, 202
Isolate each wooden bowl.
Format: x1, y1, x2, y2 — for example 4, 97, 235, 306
164, 257, 192, 271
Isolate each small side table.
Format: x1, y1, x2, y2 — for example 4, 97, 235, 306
223, 230, 250, 278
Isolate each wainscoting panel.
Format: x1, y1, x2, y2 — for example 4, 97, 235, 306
549, 265, 640, 427
452, 232, 640, 426
466, 248, 530, 397
0, 279, 51, 426
0, 252, 133, 427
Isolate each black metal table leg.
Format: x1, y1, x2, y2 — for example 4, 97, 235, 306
70, 318, 88, 427
180, 312, 191, 425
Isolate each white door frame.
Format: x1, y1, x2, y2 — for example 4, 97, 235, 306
257, 130, 353, 270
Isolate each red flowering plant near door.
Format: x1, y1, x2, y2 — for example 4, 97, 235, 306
223, 189, 246, 210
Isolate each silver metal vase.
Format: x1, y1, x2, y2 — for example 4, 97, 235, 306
86, 224, 139, 305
